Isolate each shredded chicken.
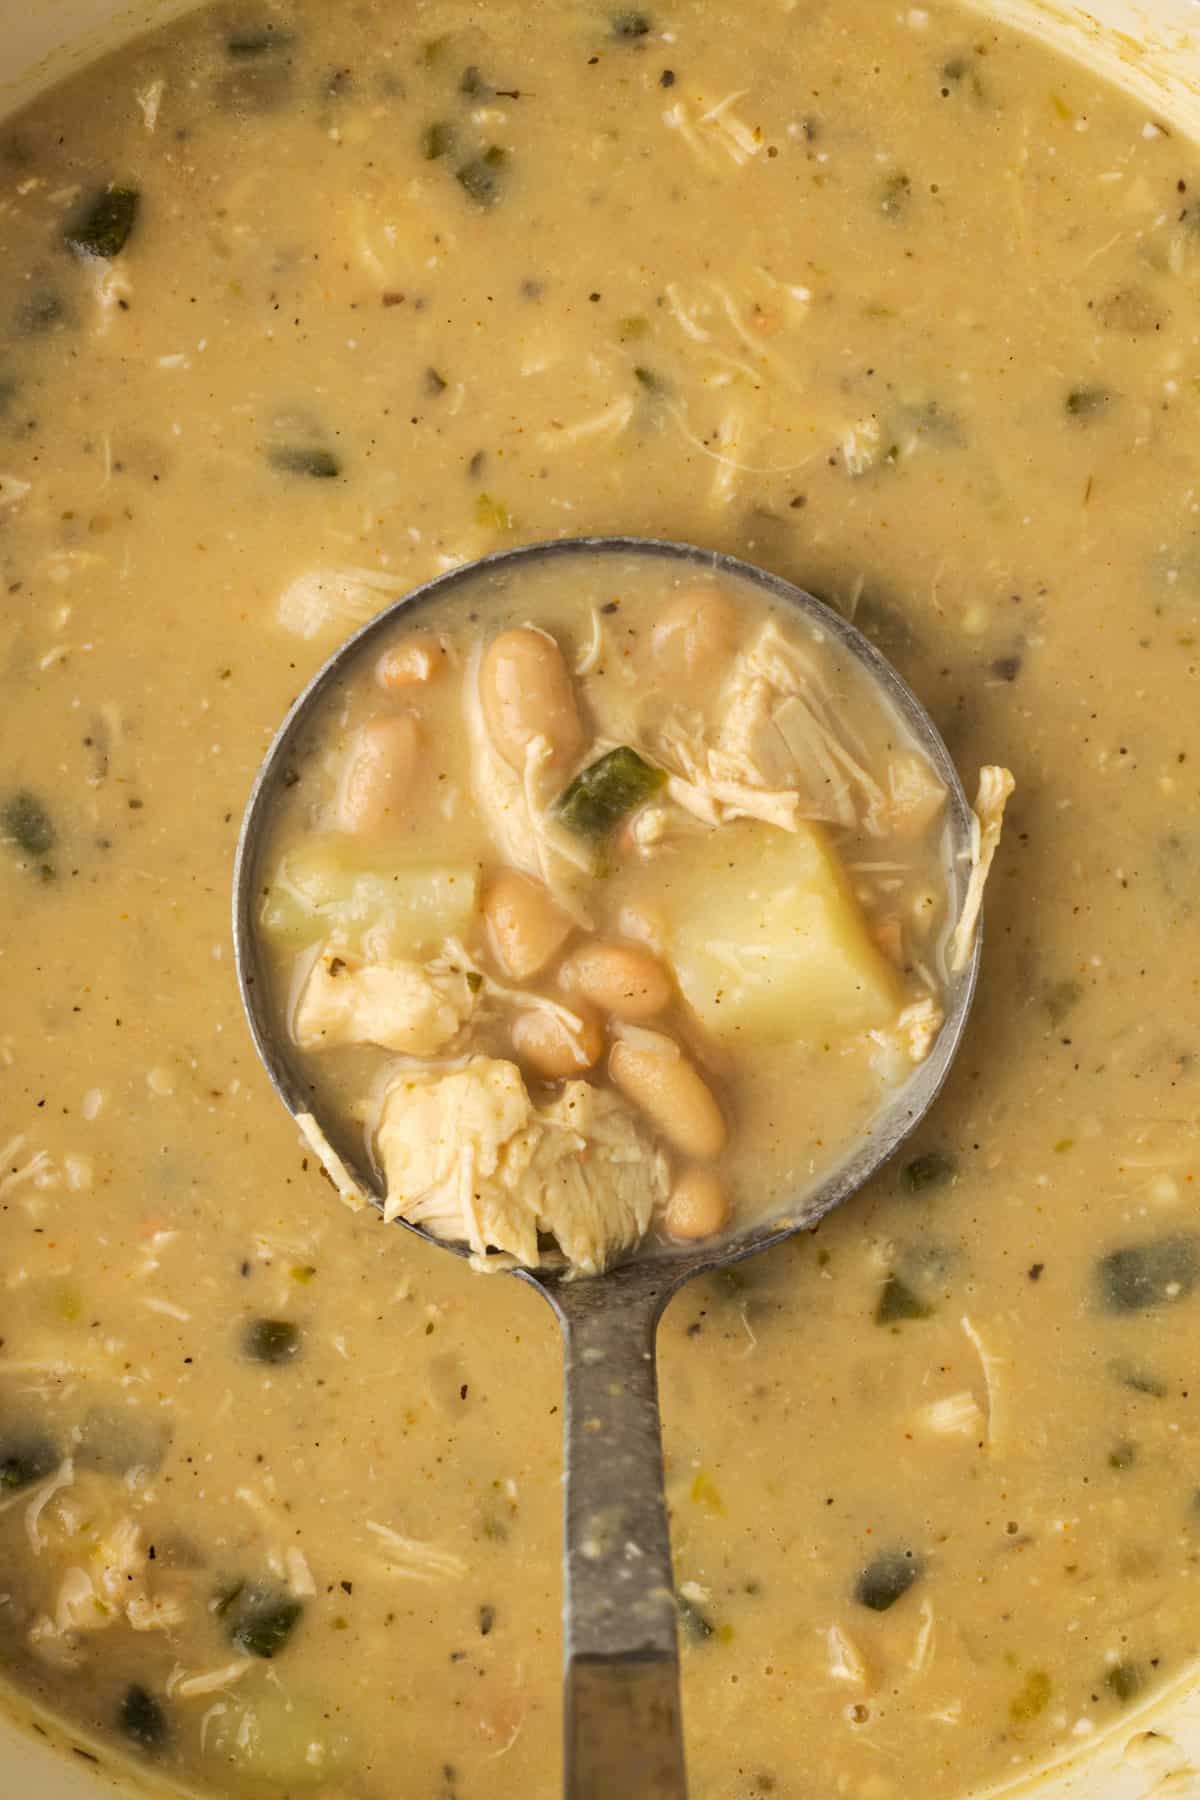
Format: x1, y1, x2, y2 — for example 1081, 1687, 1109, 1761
29, 1512, 184, 1669
908, 1600, 937, 1675
826, 1623, 870, 1687
960, 1315, 1007, 1449
292, 943, 479, 1056
914, 1391, 984, 1438
296, 1112, 367, 1213
374, 1057, 668, 1274
949, 766, 1016, 972
366, 1520, 468, 1582
657, 621, 889, 837
276, 565, 406, 640
167, 1659, 253, 1700
895, 996, 945, 1063
663, 94, 763, 168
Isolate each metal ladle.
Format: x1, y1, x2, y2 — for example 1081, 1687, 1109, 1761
232, 538, 981, 1800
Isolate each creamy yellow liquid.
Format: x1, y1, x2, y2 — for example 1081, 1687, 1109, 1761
0, 3, 1198, 1797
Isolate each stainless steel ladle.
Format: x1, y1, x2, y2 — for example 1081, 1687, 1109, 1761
232, 537, 981, 1800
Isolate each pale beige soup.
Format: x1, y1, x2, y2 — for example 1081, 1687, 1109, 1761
0, 1, 1198, 1797
254, 549, 957, 1271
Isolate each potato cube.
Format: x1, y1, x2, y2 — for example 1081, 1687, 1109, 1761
670, 823, 900, 1044
260, 837, 479, 956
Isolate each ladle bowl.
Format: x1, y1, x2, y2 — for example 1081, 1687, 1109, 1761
232, 537, 981, 1800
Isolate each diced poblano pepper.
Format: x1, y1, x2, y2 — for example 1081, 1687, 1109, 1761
259, 843, 479, 953
65, 187, 140, 259
554, 747, 666, 840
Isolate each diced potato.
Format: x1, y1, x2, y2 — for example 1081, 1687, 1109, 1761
260, 836, 479, 955
670, 823, 900, 1044
205, 1689, 347, 1787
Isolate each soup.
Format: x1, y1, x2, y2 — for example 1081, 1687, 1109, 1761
0, 0, 1198, 1796
253, 548, 972, 1269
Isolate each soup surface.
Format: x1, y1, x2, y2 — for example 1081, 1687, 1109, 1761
253, 548, 964, 1270
1, 1, 1199, 1797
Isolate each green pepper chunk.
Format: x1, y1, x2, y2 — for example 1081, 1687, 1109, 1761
2, 791, 55, 857
902, 1150, 955, 1193
874, 1274, 932, 1324
456, 147, 507, 208
854, 1549, 923, 1612
242, 1317, 301, 1363
1096, 1235, 1198, 1313
229, 1589, 304, 1659
266, 446, 341, 479
65, 186, 140, 259
227, 26, 293, 56
0, 1434, 59, 1492
118, 1684, 167, 1751
422, 120, 456, 161
1106, 1661, 1143, 1704
555, 747, 667, 840
1066, 386, 1112, 419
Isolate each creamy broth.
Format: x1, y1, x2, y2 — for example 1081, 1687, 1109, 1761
253, 549, 959, 1268
1, 1, 1199, 1797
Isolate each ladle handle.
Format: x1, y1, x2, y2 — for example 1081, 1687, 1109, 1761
551, 1270, 687, 1800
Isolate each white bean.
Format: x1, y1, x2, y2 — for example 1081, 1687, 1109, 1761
561, 940, 671, 1020
651, 584, 739, 681
609, 1034, 727, 1160
334, 713, 420, 834
479, 628, 585, 772
512, 1003, 604, 1079
484, 870, 575, 981
376, 633, 445, 690
664, 1167, 730, 1241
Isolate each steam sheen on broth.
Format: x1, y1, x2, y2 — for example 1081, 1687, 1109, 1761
0, 1, 1197, 1797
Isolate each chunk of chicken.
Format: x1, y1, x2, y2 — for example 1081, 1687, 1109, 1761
293, 945, 478, 1056
375, 1057, 669, 1274
29, 1503, 185, 1671
949, 766, 1016, 972
657, 620, 889, 836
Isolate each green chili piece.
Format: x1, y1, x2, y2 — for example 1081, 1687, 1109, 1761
854, 1550, 923, 1612
229, 1589, 304, 1659
1096, 1236, 1198, 1313
266, 446, 341, 479
1106, 1662, 1143, 1704
65, 186, 140, 259
902, 1150, 956, 1193
1066, 386, 1112, 419
118, 1684, 167, 1751
0, 1434, 59, 1492
3, 791, 55, 857
422, 120, 456, 160
242, 1317, 302, 1363
456, 146, 507, 208
554, 747, 667, 840
875, 1274, 932, 1324
228, 28, 284, 55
